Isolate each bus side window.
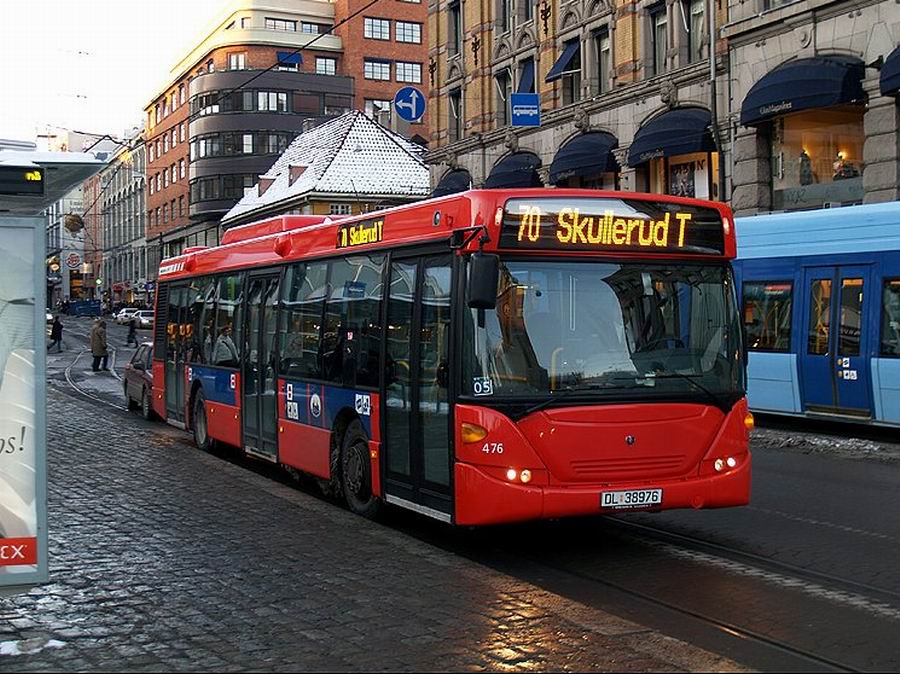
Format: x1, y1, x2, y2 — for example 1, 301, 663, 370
280, 262, 327, 380
212, 273, 244, 368
188, 276, 214, 364
322, 255, 385, 388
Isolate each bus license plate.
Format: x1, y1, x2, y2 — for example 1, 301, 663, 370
600, 489, 663, 510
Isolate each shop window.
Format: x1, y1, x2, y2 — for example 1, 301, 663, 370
743, 282, 793, 351
648, 152, 719, 199
770, 107, 865, 211
882, 280, 900, 356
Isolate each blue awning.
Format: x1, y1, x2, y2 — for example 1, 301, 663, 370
277, 51, 303, 65
432, 169, 472, 198
545, 41, 580, 82
627, 108, 715, 167
484, 152, 543, 189
517, 60, 535, 94
881, 46, 900, 96
549, 132, 619, 184
740, 56, 865, 126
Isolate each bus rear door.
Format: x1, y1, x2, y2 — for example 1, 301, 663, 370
800, 265, 873, 417
241, 272, 282, 461
382, 254, 454, 521
164, 285, 188, 424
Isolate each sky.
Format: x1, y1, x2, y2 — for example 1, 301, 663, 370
0, 0, 224, 143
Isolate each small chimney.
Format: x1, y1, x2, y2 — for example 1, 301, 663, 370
288, 164, 307, 186
258, 176, 275, 196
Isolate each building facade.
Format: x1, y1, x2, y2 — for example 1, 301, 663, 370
44, 187, 86, 306
145, 0, 430, 260
425, 0, 899, 216
99, 137, 152, 306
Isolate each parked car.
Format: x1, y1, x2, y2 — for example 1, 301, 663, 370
124, 342, 155, 420
135, 310, 155, 329
116, 308, 140, 324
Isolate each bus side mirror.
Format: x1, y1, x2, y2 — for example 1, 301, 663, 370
468, 253, 499, 310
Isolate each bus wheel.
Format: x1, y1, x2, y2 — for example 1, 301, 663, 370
341, 420, 380, 519
192, 391, 215, 452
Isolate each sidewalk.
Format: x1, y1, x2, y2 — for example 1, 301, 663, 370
0, 391, 747, 672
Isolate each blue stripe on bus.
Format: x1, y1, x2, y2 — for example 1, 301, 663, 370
281, 379, 374, 437
189, 365, 237, 406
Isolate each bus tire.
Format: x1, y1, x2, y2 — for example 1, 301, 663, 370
141, 387, 155, 421
192, 390, 215, 452
340, 419, 380, 519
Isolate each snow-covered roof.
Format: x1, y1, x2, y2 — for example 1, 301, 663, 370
222, 111, 429, 225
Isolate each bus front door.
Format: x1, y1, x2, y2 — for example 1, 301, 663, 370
383, 255, 453, 521
164, 285, 188, 424
800, 265, 873, 417
241, 273, 281, 461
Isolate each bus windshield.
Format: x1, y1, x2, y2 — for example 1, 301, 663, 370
463, 259, 744, 400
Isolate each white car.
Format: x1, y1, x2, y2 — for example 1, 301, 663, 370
116, 308, 140, 324
136, 310, 154, 329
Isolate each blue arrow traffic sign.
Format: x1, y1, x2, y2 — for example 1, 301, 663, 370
393, 86, 425, 123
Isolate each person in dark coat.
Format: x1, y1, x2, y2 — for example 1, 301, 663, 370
48, 316, 64, 353
127, 316, 139, 347
91, 319, 109, 372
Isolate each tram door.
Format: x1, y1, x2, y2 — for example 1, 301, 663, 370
382, 254, 454, 520
242, 273, 281, 461
164, 285, 188, 423
800, 266, 873, 417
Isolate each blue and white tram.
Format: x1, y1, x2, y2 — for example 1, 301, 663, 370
734, 202, 900, 426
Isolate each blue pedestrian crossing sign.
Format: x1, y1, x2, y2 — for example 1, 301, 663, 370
393, 86, 425, 123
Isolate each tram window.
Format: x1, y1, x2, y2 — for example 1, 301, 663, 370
838, 278, 863, 357
212, 274, 244, 367
322, 255, 385, 388
280, 262, 328, 380
807, 279, 832, 355
742, 282, 792, 352
881, 279, 900, 356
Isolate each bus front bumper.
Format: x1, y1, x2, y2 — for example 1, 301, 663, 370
453, 456, 751, 526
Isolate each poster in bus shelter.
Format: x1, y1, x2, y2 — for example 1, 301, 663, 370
0, 217, 48, 586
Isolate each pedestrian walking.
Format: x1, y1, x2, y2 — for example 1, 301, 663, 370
90, 319, 109, 372
127, 316, 138, 347
48, 316, 64, 353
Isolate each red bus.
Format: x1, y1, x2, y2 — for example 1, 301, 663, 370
151, 189, 752, 525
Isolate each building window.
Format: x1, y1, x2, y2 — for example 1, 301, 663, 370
364, 60, 391, 80
364, 17, 391, 40
180, 159, 185, 178
163, 170, 168, 188
242, 133, 253, 154
316, 57, 337, 75
498, 0, 511, 32
149, 144, 155, 162
396, 21, 422, 43
365, 99, 392, 122
302, 22, 325, 34
228, 52, 247, 70
156, 207, 161, 225
162, 99, 169, 118
769, 107, 865, 211
171, 130, 177, 148
495, 70, 511, 127
171, 199, 176, 221
207, 59, 215, 72
396, 61, 422, 83
163, 135, 169, 153
743, 282, 793, 352
156, 174, 161, 191
241, 17, 250, 28
179, 196, 185, 217
163, 204, 168, 223
596, 29, 611, 94
180, 124, 185, 142
686, 0, 705, 64
257, 91, 289, 111
523, 0, 533, 21
561, 41, 582, 106
650, 5, 667, 76
449, 1, 462, 56
518, 57, 535, 93
266, 17, 297, 31
149, 178, 154, 195
449, 88, 463, 142
171, 165, 177, 183
330, 203, 352, 215
154, 104, 160, 124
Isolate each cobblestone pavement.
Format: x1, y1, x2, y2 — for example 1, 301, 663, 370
0, 390, 745, 672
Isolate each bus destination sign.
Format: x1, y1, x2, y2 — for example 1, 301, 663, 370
336, 217, 384, 249
500, 198, 725, 255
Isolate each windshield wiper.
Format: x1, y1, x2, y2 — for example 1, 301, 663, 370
519, 383, 613, 417
644, 371, 727, 409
